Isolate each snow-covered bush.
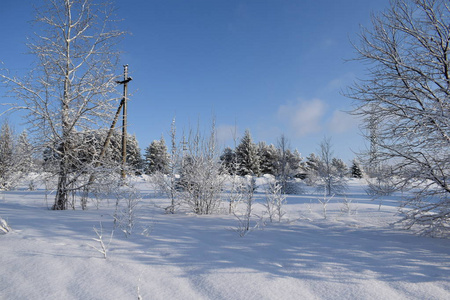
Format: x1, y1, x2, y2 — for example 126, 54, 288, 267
89, 221, 113, 259
263, 181, 286, 222
179, 122, 224, 215
233, 176, 257, 236
340, 197, 358, 216
113, 185, 141, 237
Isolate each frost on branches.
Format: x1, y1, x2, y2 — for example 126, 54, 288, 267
0, 0, 125, 210
347, 0, 450, 236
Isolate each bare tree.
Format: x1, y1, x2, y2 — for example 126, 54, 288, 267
180, 120, 224, 214
263, 180, 286, 222
233, 176, 257, 236
153, 118, 180, 213
277, 134, 289, 194
316, 137, 348, 196
347, 0, 450, 236
1, 0, 125, 210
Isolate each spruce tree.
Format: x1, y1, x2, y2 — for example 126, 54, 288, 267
220, 147, 236, 175
144, 137, 169, 174
235, 129, 260, 176
332, 158, 348, 178
351, 159, 363, 178
285, 149, 302, 177
16, 131, 34, 173
258, 142, 279, 176
0, 122, 15, 190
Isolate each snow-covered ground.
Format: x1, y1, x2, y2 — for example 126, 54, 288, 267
0, 176, 449, 300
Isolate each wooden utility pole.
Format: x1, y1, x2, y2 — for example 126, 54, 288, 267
116, 64, 132, 180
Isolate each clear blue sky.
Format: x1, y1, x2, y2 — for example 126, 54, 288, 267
0, 0, 391, 163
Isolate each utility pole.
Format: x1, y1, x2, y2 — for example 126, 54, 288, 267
116, 65, 132, 180
81, 65, 132, 207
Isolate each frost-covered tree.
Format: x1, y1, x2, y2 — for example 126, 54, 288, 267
316, 137, 348, 196
16, 131, 34, 174
43, 130, 142, 174
284, 149, 302, 178
219, 146, 236, 175
304, 153, 321, 185
258, 142, 279, 176
152, 119, 181, 213
1, 0, 125, 210
0, 122, 16, 190
144, 137, 169, 174
179, 121, 224, 214
347, 0, 450, 236
332, 158, 348, 178
0, 123, 34, 190
235, 129, 260, 176
351, 159, 363, 179
275, 135, 303, 193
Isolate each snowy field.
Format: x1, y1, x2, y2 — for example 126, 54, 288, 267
0, 176, 449, 300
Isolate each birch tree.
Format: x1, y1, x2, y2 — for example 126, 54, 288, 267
1, 0, 124, 210
347, 0, 450, 236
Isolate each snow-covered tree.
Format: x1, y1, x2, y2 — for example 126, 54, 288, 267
179, 121, 224, 214
235, 129, 260, 176
1, 0, 125, 210
152, 119, 181, 213
351, 159, 363, 179
16, 131, 34, 174
284, 149, 302, 178
347, 0, 450, 236
316, 137, 348, 196
219, 146, 236, 175
332, 158, 348, 178
304, 153, 321, 185
258, 142, 279, 176
0, 122, 16, 190
43, 129, 142, 174
144, 137, 169, 174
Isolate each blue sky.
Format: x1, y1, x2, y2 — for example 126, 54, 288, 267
0, 0, 391, 163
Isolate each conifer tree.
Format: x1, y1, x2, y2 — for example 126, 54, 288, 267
144, 137, 169, 174
351, 159, 363, 179
332, 158, 348, 178
258, 142, 279, 176
285, 149, 302, 177
0, 122, 15, 190
16, 131, 34, 173
235, 129, 260, 176
220, 147, 236, 175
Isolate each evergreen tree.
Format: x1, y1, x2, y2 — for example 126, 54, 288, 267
235, 129, 260, 176
219, 147, 236, 175
305, 153, 321, 175
43, 129, 142, 173
285, 149, 302, 177
351, 159, 363, 179
258, 142, 279, 176
16, 131, 34, 173
126, 134, 144, 173
0, 122, 15, 189
144, 137, 169, 174
331, 158, 348, 178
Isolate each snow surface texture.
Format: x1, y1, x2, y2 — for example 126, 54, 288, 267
0, 177, 449, 300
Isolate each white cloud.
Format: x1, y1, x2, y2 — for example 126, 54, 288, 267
328, 110, 359, 134
277, 98, 327, 137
